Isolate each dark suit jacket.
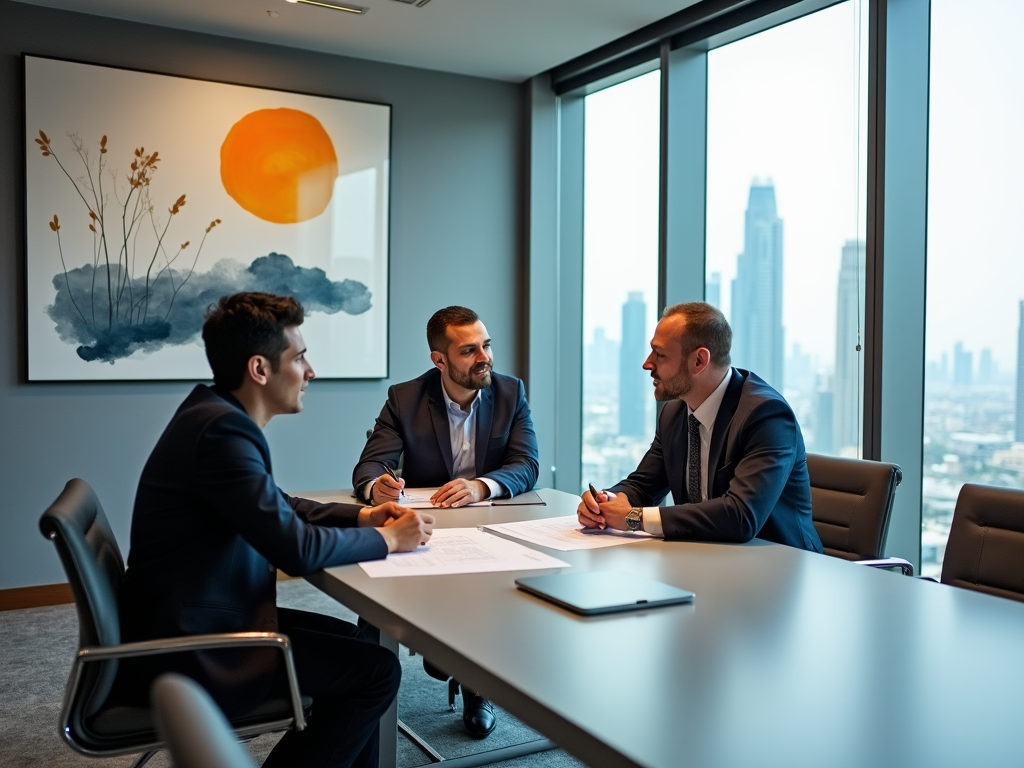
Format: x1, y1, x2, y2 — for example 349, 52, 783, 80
609, 369, 823, 552
353, 368, 539, 499
120, 385, 387, 713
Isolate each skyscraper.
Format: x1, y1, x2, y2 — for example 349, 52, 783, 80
833, 240, 865, 456
731, 181, 784, 390
978, 348, 994, 385
953, 342, 972, 387
619, 292, 648, 437
1016, 301, 1024, 442
706, 272, 721, 309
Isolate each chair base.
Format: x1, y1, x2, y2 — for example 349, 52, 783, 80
398, 718, 557, 768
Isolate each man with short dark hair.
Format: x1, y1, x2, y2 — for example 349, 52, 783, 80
352, 305, 539, 737
578, 301, 822, 552
354, 306, 539, 509
121, 292, 434, 768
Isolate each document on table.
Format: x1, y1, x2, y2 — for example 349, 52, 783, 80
395, 488, 491, 508
481, 515, 654, 551
359, 528, 570, 578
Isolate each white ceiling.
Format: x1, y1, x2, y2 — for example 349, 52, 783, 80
15, 0, 701, 82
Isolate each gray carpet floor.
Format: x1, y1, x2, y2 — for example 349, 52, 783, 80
0, 580, 589, 768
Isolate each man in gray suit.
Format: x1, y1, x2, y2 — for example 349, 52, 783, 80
353, 305, 540, 737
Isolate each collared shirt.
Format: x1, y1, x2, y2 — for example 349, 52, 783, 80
438, 385, 503, 499
643, 368, 733, 537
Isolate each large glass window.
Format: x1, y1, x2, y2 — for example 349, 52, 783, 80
922, 0, 1024, 576
581, 71, 661, 491
705, 1, 868, 458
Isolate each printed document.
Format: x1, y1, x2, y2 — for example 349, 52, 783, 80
395, 488, 491, 508
481, 515, 653, 551
359, 527, 569, 578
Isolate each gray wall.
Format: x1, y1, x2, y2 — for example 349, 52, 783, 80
0, 0, 524, 589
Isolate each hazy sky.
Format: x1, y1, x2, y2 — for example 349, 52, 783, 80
926, 0, 1024, 372
580, 0, 1024, 376
583, 71, 661, 352
706, 1, 867, 371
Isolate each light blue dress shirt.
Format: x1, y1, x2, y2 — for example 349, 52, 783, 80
439, 386, 504, 498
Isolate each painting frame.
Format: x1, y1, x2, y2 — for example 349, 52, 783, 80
23, 54, 391, 382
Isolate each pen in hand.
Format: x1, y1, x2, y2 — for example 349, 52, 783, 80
588, 483, 606, 530
382, 464, 404, 500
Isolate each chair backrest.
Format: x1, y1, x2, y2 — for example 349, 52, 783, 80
807, 454, 902, 561
152, 674, 256, 768
39, 478, 125, 715
941, 483, 1024, 603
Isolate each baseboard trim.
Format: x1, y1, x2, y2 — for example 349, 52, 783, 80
0, 583, 74, 611
2, 575, 297, 610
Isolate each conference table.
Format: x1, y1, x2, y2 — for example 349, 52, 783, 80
305, 488, 1024, 768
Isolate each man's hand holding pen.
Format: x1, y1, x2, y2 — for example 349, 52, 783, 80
578, 483, 632, 531
371, 465, 406, 505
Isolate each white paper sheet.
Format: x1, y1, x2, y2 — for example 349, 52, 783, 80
395, 488, 491, 508
481, 515, 654, 551
359, 527, 570, 578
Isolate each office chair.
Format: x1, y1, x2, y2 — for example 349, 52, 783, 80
152, 674, 256, 768
939, 483, 1024, 603
39, 478, 309, 768
807, 453, 914, 575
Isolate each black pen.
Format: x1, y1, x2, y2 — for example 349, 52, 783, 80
588, 483, 607, 529
382, 464, 403, 498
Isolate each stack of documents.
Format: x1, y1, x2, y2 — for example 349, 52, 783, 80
359, 528, 569, 578
481, 515, 653, 551
359, 516, 654, 578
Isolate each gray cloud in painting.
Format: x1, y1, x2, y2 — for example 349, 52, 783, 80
46, 253, 371, 363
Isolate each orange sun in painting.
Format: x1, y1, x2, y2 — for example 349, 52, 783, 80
220, 108, 338, 224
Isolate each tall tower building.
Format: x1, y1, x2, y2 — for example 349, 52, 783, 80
1016, 302, 1024, 441
833, 240, 866, 456
953, 342, 972, 387
731, 181, 784, 390
706, 272, 721, 309
619, 292, 648, 437
978, 349, 994, 385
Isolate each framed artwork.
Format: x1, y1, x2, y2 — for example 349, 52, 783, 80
24, 55, 390, 381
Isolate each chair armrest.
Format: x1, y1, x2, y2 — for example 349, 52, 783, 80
855, 557, 915, 577
71, 632, 305, 731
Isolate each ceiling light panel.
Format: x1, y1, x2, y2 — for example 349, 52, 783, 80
286, 0, 368, 14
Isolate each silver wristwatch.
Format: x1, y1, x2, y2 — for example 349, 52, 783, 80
625, 507, 644, 532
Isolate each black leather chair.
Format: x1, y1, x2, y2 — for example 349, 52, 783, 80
807, 453, 913, 574
152, 674, 256, 768
940, 483, 1024, 603
39, 478, 308, 768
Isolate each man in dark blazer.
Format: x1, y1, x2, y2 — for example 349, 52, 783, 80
578, 302, 822, 553
353, 306, 538, 506
120, 292, 434, 768
352, 305, 540, 737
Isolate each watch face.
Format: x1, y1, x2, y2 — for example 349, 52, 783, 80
626, 508, 643, 531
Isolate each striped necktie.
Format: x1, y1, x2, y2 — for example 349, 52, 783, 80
687, 413, 702, 504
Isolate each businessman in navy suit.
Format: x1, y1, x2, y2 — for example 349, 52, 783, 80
578, 302, 822, 553
120, 292, 434, 768
353, 305, 539, 737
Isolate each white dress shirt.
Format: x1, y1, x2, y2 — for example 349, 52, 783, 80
642, 368, 733, 537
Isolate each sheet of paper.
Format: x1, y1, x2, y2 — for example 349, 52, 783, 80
395, 488, 491, 509
359, 527, 570, 578
481, 515, 654, 551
